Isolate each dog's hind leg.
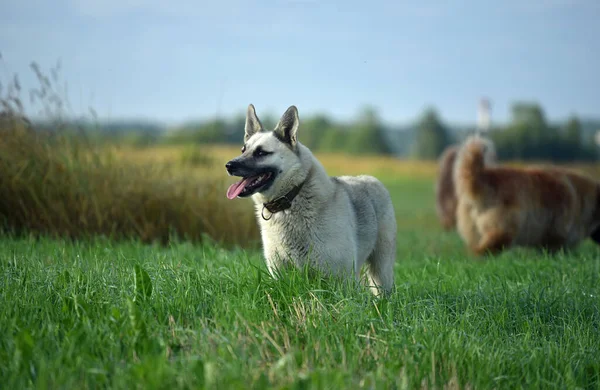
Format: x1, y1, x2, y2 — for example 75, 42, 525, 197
456, 202, 480, 252
365, 212, 397, 296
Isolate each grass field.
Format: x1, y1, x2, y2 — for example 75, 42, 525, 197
1, 156, 600, 389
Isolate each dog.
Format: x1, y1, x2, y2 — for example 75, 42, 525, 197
454, 135, 600, 256
436, 140, 496, 231
225, 104, 397, 295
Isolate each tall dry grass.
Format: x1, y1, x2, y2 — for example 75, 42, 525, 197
0, 60, 259, 247
0, 116, 259, 247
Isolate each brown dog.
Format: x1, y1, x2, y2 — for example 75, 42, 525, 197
454, 136, 600, 256
436, 141, 496, 231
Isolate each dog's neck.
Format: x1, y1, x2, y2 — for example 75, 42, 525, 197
261, 179, 306, 219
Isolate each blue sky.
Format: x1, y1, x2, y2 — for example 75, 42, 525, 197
1, 0, 599, 125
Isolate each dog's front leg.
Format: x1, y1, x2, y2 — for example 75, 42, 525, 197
474, 230, 513, 256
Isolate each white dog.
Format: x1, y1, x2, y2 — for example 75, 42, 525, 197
225, 104, 397, 295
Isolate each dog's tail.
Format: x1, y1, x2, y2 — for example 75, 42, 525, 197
454, 136, 495, 202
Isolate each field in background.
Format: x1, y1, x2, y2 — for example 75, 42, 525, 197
118, 144, 440, 178
1, 141, 600, 388
0, 126, 259, 248
121, 143, 600, 179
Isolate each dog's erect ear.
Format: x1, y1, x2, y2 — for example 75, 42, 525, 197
274, 105, 299, 148
245, 104, 263, 142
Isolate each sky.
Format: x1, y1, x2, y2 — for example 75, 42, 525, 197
1, 0, 599, 126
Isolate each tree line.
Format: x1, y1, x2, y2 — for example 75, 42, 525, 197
161, 102, 598, 162
18, 102, 599, 163
488, 103, 597, 162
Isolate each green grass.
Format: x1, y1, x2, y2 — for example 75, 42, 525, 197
1, 174, 600, 389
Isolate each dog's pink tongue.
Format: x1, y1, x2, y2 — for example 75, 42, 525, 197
226, 178, 251, 199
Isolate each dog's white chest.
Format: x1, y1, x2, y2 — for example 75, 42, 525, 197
258, 207, 359, 279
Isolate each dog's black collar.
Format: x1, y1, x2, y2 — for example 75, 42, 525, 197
261, 180, 306, 220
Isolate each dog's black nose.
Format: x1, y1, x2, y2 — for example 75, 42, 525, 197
225, 160, 239, 172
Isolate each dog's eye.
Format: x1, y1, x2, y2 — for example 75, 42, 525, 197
253, 148, 271, 158
241, 145, 246, 153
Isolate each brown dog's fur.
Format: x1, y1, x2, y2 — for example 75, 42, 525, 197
454, 136, 600, 256
436, 141, 496, 231
435, 145, 460, 230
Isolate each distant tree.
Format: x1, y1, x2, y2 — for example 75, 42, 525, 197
260, 113, 277, 130
491, 105, 597, 163
564, 115, 582, 147
165, 119, 228, 145
493, 102, 560, 160
511, 103, 546, 127
225, 114, 247, 144
512, 102, 548, 159
301, 114, 334, 150
413, 107, 450, 160
318, 125, 347, 152
344, 106, 392, 155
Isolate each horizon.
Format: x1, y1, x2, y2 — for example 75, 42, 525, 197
1, 0, 599, 125
22, 108, 600, 132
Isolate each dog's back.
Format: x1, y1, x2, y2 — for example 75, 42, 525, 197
335, 175, 395, 239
